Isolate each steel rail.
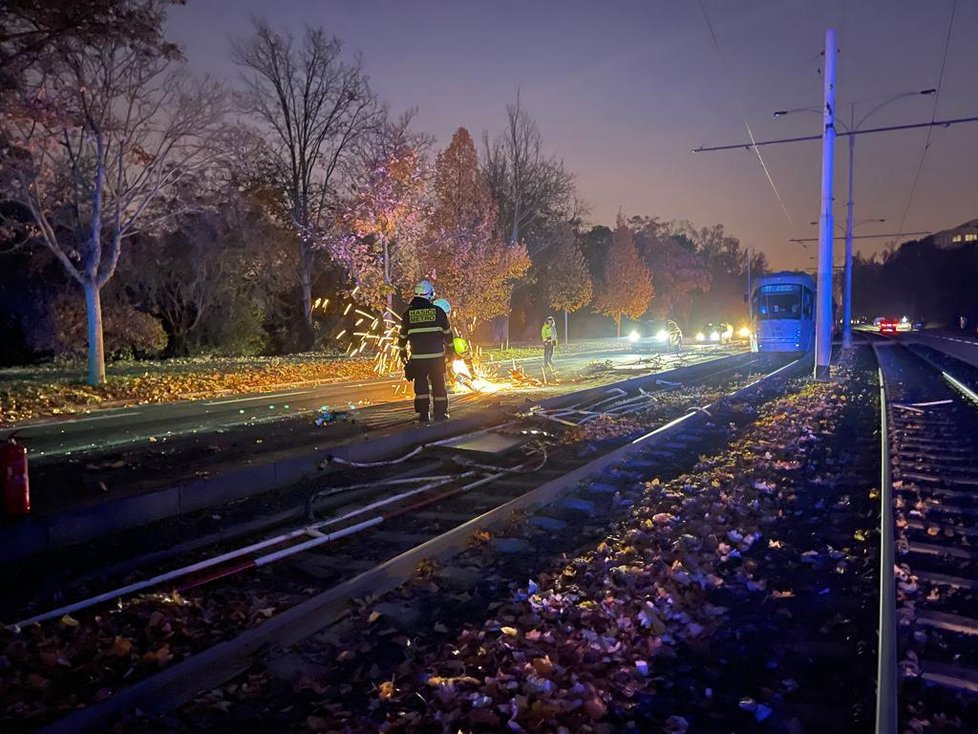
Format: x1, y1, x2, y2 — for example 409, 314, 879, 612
874, 359, 898, 734
12, 356, 752, 626
38, 355, 800, 734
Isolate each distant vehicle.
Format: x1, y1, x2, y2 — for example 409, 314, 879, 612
628, 319, 683, 351
878, 317, 899, 335
694, 322, 733, 345
750, 272, 816, 353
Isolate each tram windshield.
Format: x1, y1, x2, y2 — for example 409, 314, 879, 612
753, 284, 813, 320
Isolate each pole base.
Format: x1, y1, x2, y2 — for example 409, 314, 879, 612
814, 364, 831, 382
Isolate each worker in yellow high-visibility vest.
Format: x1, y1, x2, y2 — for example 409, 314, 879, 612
541, 315, 558, 374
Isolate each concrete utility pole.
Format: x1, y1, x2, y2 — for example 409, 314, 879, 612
815, 28, 837, 382
843, 104, 855, 351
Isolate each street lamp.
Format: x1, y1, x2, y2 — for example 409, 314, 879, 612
775, 88, 935, 349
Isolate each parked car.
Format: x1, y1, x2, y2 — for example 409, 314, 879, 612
628, 319, 683, 351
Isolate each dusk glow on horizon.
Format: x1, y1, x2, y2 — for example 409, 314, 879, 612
168, 0, 978, 270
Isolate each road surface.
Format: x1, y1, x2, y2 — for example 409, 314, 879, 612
3, 344, 731, 461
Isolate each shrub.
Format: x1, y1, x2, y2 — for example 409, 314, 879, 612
47, 291, 167, 359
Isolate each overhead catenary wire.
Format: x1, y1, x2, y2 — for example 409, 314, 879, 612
895, 0, 957, 241
697, 0, 794, 225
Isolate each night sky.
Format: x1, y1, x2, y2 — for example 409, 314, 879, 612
166, 0, 978, 271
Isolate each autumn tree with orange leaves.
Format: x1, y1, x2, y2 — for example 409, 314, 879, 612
545, 222, 592, 340
593, 217, 653, 336
334, 113, 430, 314
426, 127, 530, 328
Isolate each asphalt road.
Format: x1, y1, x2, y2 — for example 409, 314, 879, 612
4, 344, 723, 461
902, 330, 978, 369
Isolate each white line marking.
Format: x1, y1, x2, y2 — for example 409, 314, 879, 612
206, 390, 315, 406
13, 411, 143, 429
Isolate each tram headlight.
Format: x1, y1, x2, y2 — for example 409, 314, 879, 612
695, 332, 705, 342
628, 330, 640, 342
738, 326, 751, 338
655, 329, 668, 342
709, 330, 720, 342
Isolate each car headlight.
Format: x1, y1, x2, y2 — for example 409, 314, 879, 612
695, 332, 705, 341
709, 331, 720, 341
628, 330, 640, 342
655, 329, 668, 342
738, 326, 751, 338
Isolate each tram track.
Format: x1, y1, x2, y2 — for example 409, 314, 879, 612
3, 354, 750, 621
147, 349, 882, 734
875, 340, 978, 731
1, 356, 803, 733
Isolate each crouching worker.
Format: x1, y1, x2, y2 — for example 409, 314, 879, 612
399, 280, 453, 422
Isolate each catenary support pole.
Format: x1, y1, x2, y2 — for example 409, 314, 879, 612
815, 28, 837, 381
747, 248, 754, 351
843, 103, 855, 350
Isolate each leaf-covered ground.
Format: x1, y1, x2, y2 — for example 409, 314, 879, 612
150, 358, 879, 734
342, 377, 876, 733
63, 356, 879, 734
0, 380, 748, 731
0, 354, 378, 425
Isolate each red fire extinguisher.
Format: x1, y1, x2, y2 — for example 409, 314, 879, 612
2, 436, 30, 517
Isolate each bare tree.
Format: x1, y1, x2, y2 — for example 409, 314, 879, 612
1, 20, 227, 384
231, 20, 382, 348
482, 92, 575, 252
481, 93, 575, 346
0, 0, 180, 93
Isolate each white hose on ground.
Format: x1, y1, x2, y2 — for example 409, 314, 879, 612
10, 473, 474, 630
424, 420, 520, 448
9, 527, 318, 629
206, 462, 535, 575
315, 475, 463, 499
327, 445, 424, 468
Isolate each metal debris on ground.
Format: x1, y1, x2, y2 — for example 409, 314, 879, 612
315, 404, 357, 426
509, 366, 542, 386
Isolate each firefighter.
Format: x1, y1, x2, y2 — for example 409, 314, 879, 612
541, 315, 558, 374
399, 281, 453, 422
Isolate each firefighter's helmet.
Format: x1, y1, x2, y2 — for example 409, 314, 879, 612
414, 280, 435, 299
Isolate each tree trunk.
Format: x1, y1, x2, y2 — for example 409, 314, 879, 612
616, 314, 621, 338
84, 278, 106, 386
298, 243, 314, 350
383, 238, 393, 320
564, 309, 569, 344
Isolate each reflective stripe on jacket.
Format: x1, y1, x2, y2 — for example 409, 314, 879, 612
399, 296, 453, 360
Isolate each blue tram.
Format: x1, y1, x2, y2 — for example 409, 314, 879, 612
750, 272, 815, 353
